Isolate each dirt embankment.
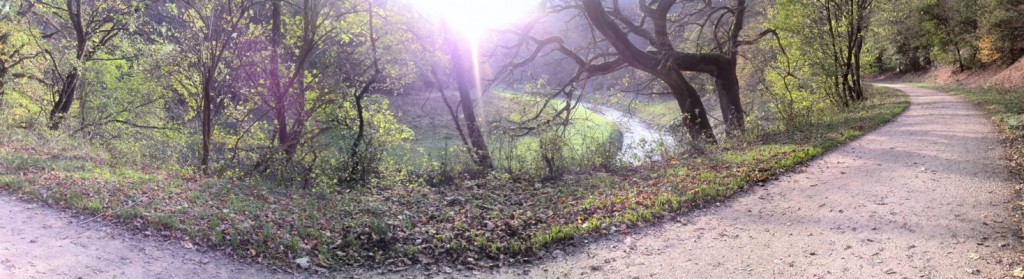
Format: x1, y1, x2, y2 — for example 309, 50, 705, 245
923, 57, 1024, 89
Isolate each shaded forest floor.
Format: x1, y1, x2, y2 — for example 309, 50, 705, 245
0, 86, 907, 274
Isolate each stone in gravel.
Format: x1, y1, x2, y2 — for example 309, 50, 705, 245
551, 250, 565, 258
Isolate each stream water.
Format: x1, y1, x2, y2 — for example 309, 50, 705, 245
584, 104, 677, 166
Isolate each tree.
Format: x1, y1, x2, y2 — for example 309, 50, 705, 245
920, 0, 980, 71
290, 0, 419, 183
236, 0, 330, 160
412, 12, 495, 169
32, 0, 140, 130
0, 3, 39, 105
443, 24, 493, 169
345, 0, 384, 179
772, 0, 873, 107
503, 0, 774, 144
169, 0, 252, 172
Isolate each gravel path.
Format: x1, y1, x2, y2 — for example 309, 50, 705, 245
1, 85, 1020, 278
0, 195, 291, 279
488, 84, 1023, 278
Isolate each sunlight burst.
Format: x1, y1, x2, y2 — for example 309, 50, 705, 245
412, 0, 540, 41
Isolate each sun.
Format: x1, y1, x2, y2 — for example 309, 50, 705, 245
412, 0, 541, 41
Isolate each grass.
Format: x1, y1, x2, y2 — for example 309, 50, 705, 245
629, 100, 681, 128
586, 93, 681, 129
389, 92, 622, 178
0, 86, 908, 271
489, 93, 622, 176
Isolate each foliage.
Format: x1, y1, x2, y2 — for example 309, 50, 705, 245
0, 86, 907, 270
920, 0, 981, 71
489, 93, 621, 179
0, 0, 921, 272
975, 0, 1024, 65
768, 0, 872, 112
868, 0, 1024, 73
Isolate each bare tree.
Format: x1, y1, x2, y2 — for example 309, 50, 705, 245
421, 22, 495, 169
171, 0, 252, 172
502, 0, 778, 143
256, 0, 331, 159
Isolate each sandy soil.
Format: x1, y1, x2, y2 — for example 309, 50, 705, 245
1, 85, 1020, 278
477, 84, 1022, 278
0, 195, 295, 279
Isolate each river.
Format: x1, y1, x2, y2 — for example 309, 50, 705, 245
584, 104, 677, 166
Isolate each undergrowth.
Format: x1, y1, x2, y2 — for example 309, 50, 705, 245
0, 86, 908, 272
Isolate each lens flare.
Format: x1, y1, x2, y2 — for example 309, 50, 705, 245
412, 0, 540, 41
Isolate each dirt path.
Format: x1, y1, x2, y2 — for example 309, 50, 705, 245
485, 84, 1022, 278
0, 195, 293, 279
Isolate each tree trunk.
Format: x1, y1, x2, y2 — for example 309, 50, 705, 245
269, 0, 296, 158
719, 0, 747, 136
853, 31, 865, 100
200, 69, 214, 173
954, 44, 965, 72
0, 66, 7, 107
0, 62, 8, 104
50, 0, 87, 130
715, 60, 745, 135
349, 74, 378, 181
662, 71, 716, 144
451, 39, 493, 169
49, 69, 80, 130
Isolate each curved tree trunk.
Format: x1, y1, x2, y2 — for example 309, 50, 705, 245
578, 0, 718, 144
662, 71, 717, 144
49, 69, 80, 130
446, 27, 493, 169
714, 60, 745, 135
719, 0, 747, 136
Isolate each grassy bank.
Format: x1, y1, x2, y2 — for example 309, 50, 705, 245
0, 86, 907, 272
584, 93, 681, 129
389, 92, 622, 179
490, 93, 622, 177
